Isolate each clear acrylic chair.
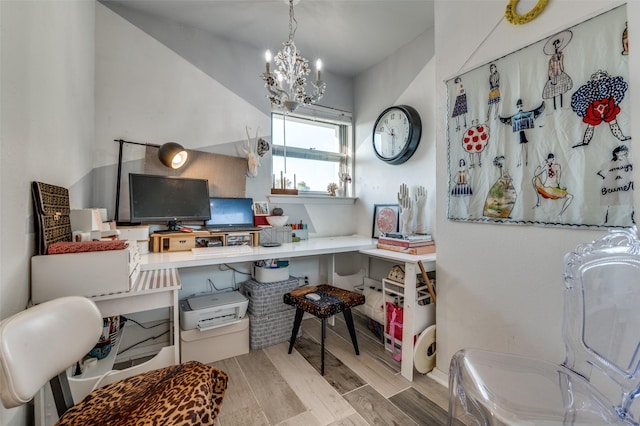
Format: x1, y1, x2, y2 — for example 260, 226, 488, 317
448, 227, 640, 426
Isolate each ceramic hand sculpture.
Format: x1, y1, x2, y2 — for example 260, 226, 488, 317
398, 183, 413, 235
413, 186, 428, 234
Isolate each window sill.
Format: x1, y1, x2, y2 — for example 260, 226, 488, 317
267, 194, 357, 205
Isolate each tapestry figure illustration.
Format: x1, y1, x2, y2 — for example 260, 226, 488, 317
451, 77, 469, 131
532, 153, 573, 215
487, 64, 501, 121
542, 31, 573, 111
499, 99, 545, 167
462, 121, 489, 168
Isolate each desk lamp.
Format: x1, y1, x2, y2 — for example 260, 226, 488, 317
113, 139, 188, 223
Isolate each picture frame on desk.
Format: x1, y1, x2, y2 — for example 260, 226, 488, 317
253, 201, 269, 216
372, 204, 399, 238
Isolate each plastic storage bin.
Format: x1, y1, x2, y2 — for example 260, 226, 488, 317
252, 264, 290, 283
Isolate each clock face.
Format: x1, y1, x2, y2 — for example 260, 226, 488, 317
374, 109, 410, 157
372, 105, 422, 165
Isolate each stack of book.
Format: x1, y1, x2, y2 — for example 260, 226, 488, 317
377, 234, 435, 255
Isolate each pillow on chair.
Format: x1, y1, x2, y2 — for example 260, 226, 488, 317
57, 361, 228, 426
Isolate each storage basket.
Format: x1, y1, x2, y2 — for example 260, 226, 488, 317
248, 309, 300, 350
259, 226, 292, 244
239, 276, 301, 317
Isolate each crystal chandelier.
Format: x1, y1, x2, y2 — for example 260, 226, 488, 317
261, 0, 326, 113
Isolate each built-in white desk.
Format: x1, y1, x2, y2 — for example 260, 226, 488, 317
140, 235, 436, 382
141, 235, 377, 269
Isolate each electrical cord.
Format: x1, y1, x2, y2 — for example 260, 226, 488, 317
207, 278, 236, 292
121, 316, 169, 330
201, 263, 252, 292
118, 330, 169, 355
220, 263, 251, 275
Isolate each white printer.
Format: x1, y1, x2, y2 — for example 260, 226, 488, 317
180, 291, 249, 331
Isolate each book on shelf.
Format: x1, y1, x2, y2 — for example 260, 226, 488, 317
382, 233, 432, 241
378, 236, 434, 247
377, 243, 436, 255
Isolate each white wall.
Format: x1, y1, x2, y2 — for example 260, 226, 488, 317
354, 29, 437, 238
93, 3, 359, 235
0, 1, 95, 424
93, 3, 271, 217
431, 0, 639, 384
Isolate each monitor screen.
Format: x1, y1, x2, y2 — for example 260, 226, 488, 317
206, 197, 254, 227
129, 174, 211, 224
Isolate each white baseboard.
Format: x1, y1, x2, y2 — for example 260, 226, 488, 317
427, 367, 449, 388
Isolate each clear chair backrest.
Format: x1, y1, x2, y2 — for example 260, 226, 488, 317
563, 227, 640, 419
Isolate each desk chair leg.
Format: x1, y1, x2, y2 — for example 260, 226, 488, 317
321, 318, 326, 376
343, 309, 360, 355
288, 308, 305, 354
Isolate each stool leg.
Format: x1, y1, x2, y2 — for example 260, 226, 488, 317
343, 309, 360, 355
321, 318, 326, 376
288, 308, 304, 354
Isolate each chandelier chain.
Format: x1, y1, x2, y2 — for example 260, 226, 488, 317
288, 0, 297, 41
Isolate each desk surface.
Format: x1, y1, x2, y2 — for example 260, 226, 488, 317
359, 248, 436, 265
141, 235, 378, 270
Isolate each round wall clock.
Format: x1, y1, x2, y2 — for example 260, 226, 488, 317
372, 105, 422, 165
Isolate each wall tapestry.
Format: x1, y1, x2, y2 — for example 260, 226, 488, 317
446, 4, 631, 228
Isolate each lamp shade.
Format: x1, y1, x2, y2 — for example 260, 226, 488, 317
158, 142, 188, 169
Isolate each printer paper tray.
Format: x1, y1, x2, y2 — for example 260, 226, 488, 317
197, 316, 242, 331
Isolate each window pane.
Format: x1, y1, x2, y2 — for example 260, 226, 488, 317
271, 110, 352, 195
273, 156, 339, 192
272, 115, 340, 152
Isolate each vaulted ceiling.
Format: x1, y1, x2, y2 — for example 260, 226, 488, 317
101, 0, 435, 77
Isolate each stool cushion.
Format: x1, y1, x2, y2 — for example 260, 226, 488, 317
283, 285, 365, 319
56, 361, 228, 426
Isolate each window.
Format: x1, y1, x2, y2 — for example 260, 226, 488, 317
271, 105, 353, 195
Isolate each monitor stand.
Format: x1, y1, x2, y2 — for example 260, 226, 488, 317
153, 220, 181, 234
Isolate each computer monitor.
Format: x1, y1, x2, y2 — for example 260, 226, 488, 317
205, 197, 254, 228
129, 173, 210, 230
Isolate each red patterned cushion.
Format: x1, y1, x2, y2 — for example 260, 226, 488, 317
47, 240, 129, 254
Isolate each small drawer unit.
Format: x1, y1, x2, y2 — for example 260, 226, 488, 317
180, 317, 249, 364
226, 233, 253, 246
150, 231, 211, 253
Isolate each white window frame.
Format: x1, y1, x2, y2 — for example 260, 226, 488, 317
271, 104, 353, 196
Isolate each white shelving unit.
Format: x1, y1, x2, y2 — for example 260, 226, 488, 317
382, 278, 435, 356
359, 249, 436, 381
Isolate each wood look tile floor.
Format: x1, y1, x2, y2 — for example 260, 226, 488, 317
213, 312, 474, 426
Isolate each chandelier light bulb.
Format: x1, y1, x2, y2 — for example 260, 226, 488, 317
316, 59, 322, 81
265, 50, 272, 73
